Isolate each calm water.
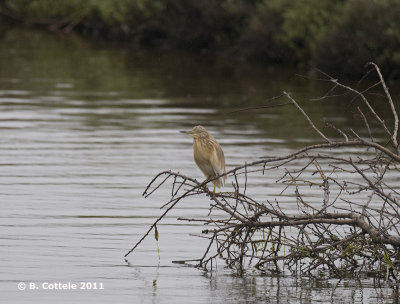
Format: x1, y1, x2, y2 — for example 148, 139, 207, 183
0, 28, 399, 303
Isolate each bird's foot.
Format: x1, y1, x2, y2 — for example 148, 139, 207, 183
201, 184, 210, 192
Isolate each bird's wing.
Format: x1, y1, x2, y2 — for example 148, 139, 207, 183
211, 145, 226, 178
194, 142, 215, 179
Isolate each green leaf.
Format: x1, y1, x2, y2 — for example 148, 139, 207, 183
154, 224, 159, 241
384, 251, 394, 268
253, 242, 258, 254
330, 234, 340, 242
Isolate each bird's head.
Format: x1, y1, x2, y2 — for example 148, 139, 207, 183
180, 125, 209, 139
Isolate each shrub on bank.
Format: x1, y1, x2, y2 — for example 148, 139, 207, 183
315, 0, 400, 77
1, 0, 399, 77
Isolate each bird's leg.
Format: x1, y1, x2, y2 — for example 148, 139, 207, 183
201, 179, 217, 194
208, 178, 216, 194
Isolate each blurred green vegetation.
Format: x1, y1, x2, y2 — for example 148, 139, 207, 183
1, 0, 400, 77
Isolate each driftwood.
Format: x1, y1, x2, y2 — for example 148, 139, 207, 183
125, 63, 400, 283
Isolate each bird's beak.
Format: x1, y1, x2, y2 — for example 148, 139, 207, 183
180, 130, 192, 135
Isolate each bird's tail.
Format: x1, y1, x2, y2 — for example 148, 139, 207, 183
213, 174, 227, 188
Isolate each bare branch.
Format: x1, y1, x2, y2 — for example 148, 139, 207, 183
367, 62, 399, 151
126, 64, 400, 281
283, 91, 332, 143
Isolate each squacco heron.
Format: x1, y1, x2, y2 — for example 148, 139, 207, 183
181, 125, 226, 192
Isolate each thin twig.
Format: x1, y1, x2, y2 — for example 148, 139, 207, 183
283, 91, 331, 143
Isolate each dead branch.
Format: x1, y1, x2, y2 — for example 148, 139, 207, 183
283, 91, 331, 143
125, 63, 400, 283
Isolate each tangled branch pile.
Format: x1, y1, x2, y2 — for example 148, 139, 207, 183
125, 63, 400, 282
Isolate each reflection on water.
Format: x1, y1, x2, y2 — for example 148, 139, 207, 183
0, 28, 398, 303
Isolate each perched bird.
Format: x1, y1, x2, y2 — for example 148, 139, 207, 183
180, 125, 226, 191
